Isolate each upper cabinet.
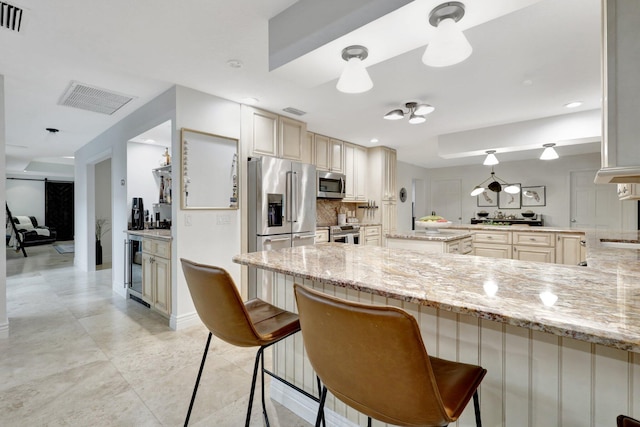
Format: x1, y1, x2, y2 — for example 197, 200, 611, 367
243, 106, 308, 162
313, 133, 343, 173
595, 0, 640, 184
367, 146, 397, 202
343, 142, 367, 202
617, 183, 640, 200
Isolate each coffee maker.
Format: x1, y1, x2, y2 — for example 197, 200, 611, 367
131, 197, 144, 230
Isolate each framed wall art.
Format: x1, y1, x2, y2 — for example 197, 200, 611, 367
498, 184, 521, 209
521, 185, 546, 207
477, 190, 498, 207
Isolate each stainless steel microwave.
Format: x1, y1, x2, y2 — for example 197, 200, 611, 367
317, 171, 346, 199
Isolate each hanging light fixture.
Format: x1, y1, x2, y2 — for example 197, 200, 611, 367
540, 143, 559, 160
383, 102, 435, 124
336, 45, 373, 94
422, 2, 472, 67
483, 150, 499, 166
470, 166, 520, 196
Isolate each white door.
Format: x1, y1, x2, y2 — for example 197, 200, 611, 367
431, 179, 462, 224
412, 178, 426, 227
570, 170, 620, 229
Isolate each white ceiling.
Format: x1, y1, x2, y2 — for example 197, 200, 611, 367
1, 0, 602, 177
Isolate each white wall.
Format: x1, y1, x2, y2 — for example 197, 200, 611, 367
75, 86, 176, 292
126, 143, 167, 223
95, 159, 112, 263
173, 86, 241, 329
396, 162, 430, 230
5, 179, 45, 225
1, 74, 8, 338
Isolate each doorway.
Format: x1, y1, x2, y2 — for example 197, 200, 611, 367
570, 169, 620, 229
45, 180, 74, 240
431, 179, 462, 224
95, 159, 112, 268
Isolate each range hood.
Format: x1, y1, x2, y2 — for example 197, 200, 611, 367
595, 167, 640, 184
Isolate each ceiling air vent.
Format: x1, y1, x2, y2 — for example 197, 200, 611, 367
1, 1, 24, 32
282, 107, 306, 116
59, 81, 135, 115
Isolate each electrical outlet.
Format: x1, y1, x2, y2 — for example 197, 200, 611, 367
184, 214, 192, 227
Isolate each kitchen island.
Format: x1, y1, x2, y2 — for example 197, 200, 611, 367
233, 235, 640, 426
386, 230, 473, 254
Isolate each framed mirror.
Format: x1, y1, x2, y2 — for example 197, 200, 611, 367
181, 128, 239, 210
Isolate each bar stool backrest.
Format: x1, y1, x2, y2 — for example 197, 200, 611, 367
181, 258, 261, 347
294, 284, 452, 426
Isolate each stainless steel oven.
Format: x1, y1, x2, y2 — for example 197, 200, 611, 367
330, 224, 360, 244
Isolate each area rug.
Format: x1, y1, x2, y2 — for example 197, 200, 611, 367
53, 244, 75, 254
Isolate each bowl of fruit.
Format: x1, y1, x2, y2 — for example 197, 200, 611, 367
415, 215, 452, 233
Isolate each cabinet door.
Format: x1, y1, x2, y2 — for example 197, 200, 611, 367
153, 256, 171, 315
141, 252, 154, 303
383, 148, 397, 200
556, 234, 587, 265
343, 143, 356, 201
279, 116, 305, 161
382, 201, 397, 245
249, 108, 278, 157
315, 229, 329, 243
330, 139, 344, 173
473, 243, 512, 259
512, 232, 555, 247
513, 246, 555, 263
355, 145, 367, 201
314, 134, 330, 171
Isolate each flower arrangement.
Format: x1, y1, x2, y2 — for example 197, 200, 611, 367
95, 218, 110, 241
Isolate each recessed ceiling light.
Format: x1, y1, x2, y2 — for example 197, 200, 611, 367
227, 59, 243, 69
63, 156, 75, 159
370, 138, 379, 143
241, 97, 259, 105
564, 101, 582, 108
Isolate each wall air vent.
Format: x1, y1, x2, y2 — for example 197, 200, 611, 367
1, 1, 24, 32
282, 107, 306, 116
59, 81, 135, 115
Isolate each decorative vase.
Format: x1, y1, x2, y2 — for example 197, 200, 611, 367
96, 239, 103, 265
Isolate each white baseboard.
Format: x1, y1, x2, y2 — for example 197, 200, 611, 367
170, 311, 201, 330
270, 380, 359, 427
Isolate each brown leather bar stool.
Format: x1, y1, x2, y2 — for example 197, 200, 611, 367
180, 259, 302, 427
618, 415, 640, 427
294, 283, 487, 427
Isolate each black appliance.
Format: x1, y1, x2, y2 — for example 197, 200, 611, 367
131, 197, 144, 230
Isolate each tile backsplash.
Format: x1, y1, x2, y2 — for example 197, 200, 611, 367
316, 199, 359, 225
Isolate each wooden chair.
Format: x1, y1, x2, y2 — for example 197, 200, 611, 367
294, 283, 487, 427
618, 415, 640, 427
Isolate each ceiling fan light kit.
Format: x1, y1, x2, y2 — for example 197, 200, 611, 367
336, 45, 373, 94
422, 2, 472, 67
383, 101, 434, 124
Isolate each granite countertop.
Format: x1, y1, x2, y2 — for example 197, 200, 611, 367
126, 229, 172, 240
386, 230, 473, 242
449, 224, 584, 233
233, 230, 640, 353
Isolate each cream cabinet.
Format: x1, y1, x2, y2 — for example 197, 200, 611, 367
473, 230, 512, 259
556, 233, 587, 265
367, 146, 397, 202
242, 106, 307, 161
315, 229, 329, 244
313, 134, 343, 172
381, 201, 397, 246
617, 183, 640, 200
141, 238, 171, 316
343, 142, 367, 202
383, 148, 397, 201
512, 231, 556, 263
360, 225, 381, 246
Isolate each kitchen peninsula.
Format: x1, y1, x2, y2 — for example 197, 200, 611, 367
233, 232, 640, 426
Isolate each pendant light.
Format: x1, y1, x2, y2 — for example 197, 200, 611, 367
540, 143, 559, 160
422, 2, 472, 67
483, 150, 499, 166
470, 167, 520, 196
336, 45, 373, 94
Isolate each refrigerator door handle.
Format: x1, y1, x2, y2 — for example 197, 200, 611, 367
264, 236, 291, 243
292, 171, 298, 223
285, 171, 293, 223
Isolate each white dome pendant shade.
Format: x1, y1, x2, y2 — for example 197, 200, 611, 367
540, 143, 559, 160
422, 2, 472, 68
336, 45, 373, 94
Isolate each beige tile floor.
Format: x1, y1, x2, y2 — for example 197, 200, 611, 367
2, 243, 311, 426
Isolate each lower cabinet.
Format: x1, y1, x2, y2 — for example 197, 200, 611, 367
512, 245, 556, 263
556, 233, 587, 265
315, 229, 329, 244
142, 238, 171, 316
360, 225, 381, 246
472, 230, 512, 259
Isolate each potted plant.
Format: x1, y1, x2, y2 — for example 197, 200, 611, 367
95, 218, 110, 265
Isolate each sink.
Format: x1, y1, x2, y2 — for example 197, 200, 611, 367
599, 239, 640, 249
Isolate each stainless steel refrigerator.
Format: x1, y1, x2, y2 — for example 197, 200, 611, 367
248, 156, 317, 298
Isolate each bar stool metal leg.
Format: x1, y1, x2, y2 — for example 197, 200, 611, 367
245, 347, 264, 427
473, 390, 482, 427
315, 386, 328, 427
184, 332, 213, 427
